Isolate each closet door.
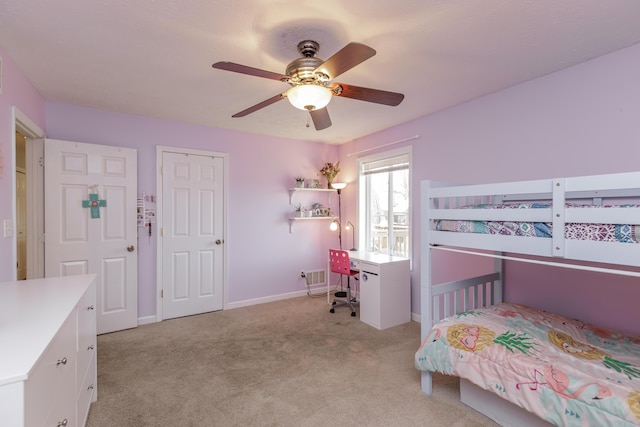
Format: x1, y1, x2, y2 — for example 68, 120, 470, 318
160, 151, 224, 320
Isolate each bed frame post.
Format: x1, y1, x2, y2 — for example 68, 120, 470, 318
494, 255, 503, 304
420, 180, 434, 395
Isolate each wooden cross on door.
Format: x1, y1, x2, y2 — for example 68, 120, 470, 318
82, 193, 107, 219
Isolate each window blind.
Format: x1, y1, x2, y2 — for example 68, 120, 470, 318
360, 154, 409, 176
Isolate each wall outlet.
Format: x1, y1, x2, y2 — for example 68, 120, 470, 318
3, 219, 14, 238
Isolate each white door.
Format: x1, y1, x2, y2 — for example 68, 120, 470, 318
161, 151, 224, 320
26, 138, 45, 279
45, 139, 138, 334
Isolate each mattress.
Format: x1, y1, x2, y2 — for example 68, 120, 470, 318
434, 203, 640, 244
415, 302, 640, 426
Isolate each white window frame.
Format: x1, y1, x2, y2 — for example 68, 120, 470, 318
357, 146, 412, 260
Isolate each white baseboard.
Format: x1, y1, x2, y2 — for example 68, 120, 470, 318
137, 315, 156, 326
226, 284, 328, 309
137, 286, 418, 325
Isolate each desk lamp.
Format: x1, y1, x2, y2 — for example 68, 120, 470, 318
345, 221, 357, 251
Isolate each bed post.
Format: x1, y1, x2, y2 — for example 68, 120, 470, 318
420, 180, 434, 395
494, 255, 503, 304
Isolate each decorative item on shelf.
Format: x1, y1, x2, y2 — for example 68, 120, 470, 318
320, 161, 340, 188
294, 177, 305, 188
345, 221, 357, 251
311, 202, 327, 216
314, 206, 331, 216
294, 203, 304, 217
307, 178, 321, 189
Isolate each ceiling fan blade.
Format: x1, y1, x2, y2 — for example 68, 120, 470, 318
315, 42, 376, 79
231, 93, 285, 118
332, 83, 404, 106
309, 107, 332, 130
212, 62, 287, 81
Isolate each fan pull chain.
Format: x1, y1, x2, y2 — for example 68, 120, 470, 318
306, 112, 311, 128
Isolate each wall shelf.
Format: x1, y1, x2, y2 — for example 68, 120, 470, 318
288, 216, 337, 233
288, 187, 337, 232
288, 187, 336, 204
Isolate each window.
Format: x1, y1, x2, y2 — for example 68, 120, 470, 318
358, 147, 411, 258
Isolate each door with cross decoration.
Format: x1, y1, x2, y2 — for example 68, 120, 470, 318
44, 138, 138, 334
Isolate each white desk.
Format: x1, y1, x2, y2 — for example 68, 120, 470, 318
328, 250, 411, 330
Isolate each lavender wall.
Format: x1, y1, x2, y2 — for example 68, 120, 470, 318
0, 47, 46, 280
339, 42, 640, 335
3, 40, 640, 334
45, 104, 340, 318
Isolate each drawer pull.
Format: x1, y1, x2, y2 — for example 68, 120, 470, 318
87, 304, 95, 310
57, 357, 68, 366
57, 419, 68, 427
88, 344, 95, 350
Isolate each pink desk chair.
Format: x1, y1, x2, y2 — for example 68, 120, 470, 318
328, 249, 359, 317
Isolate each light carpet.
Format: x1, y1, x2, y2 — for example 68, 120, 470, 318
86, 295, 498, 426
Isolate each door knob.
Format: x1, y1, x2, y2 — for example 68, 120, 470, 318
215, 239, 223, 245
127, 245, 135, 252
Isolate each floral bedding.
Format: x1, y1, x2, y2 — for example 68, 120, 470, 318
415, 303, 640, 426
434, 203, 640, 243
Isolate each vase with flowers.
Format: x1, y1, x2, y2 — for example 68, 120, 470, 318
320, 161, 340, 188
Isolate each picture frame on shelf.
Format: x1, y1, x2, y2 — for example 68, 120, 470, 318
307, 178, 321, 189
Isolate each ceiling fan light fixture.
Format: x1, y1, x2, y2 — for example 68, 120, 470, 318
286, 85, 332, 111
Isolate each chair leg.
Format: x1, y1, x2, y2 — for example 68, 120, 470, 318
346, 281, 356, 317
330, 276, 359, 316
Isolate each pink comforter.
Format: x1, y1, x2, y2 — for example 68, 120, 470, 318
415, 303, 640, 426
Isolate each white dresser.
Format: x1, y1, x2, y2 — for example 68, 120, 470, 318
0, 274, 97, 427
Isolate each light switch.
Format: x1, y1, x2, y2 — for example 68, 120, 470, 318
3, 219, 13, 238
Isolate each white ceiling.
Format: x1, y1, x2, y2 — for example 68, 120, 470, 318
2, 1, 640, 144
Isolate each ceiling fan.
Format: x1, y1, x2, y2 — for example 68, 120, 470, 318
212, 40, 405, 131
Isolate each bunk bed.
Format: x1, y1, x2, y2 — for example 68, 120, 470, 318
414, 171, 640, 426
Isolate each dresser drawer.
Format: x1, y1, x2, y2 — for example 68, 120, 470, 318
359, 261, 379, 275
77, 352, 97, 427
44, 395, 77, 427
77, 286, 96, 350
25, 311, 77, 427
77, 338, 96, 394
77, 287, 97, 392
